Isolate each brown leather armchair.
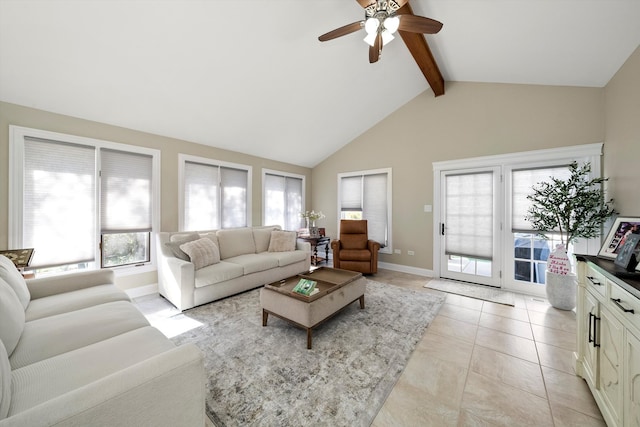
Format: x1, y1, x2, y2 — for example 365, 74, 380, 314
331, 220, 380, 274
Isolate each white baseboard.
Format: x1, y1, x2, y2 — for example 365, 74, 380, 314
125, 283, 158, 299
378, 262, 434, 277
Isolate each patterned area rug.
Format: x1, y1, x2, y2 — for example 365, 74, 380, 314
425, 278, 516, 306
170, 280, 445, 427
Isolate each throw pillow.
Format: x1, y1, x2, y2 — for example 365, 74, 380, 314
268, 230, 297, 252
253, 226, 278, 253
180, 238, 220, 270
0, 255, 30, 309
165, 233, 200, 261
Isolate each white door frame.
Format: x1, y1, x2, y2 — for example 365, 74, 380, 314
433, 143, 604, 295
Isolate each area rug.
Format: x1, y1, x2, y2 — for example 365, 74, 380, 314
425, 278, 515, 306
170, 280, 445, 427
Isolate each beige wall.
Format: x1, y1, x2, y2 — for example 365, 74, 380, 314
604, 45, 640, 215
313, 81, 606, 271
0, 101, 311, 288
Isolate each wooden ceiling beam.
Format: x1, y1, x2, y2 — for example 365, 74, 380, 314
396, 3, 445, 97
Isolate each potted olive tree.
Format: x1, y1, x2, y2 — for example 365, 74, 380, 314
526, 161, 615, 310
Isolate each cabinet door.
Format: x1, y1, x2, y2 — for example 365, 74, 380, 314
600, 307, 624, 426
583, 290, 600, 387
626, 330, 640, 427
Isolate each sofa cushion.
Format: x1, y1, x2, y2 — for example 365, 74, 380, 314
0, 278, 25, 357
8, 326, 175, 417
165, 233, 200, 261
217, 228, 256, 259
180, 238, 220, 270
261, 250, 308, 267
253, 227, 277, 253
224, 254, 279, 275
10, 301, 150, 370
0, 255, 30, 310
194, 262, 244, 288
25, 284, 130, 322
0, 339, 10, 419
268, 230, 297, 252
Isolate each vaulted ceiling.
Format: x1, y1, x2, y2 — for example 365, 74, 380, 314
1, 0, 639, 167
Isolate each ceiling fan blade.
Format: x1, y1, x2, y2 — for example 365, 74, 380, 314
369, 32, 382, 63
356, 0, 375, 8
398, 14, 443, 34
318, 21, 364, 42
396, 3, 444, 96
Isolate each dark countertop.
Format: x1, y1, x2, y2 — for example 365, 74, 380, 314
577, 255, 640, 300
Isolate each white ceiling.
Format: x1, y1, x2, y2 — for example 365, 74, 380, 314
1, 0, 639, 167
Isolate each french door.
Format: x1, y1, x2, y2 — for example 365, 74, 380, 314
439, 167, 502, 287
434, 143, 603, 296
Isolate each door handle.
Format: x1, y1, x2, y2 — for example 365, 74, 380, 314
441, 223, 445, 236
588, 312, 594, 345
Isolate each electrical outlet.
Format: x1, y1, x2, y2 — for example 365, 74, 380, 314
408, 250, 415, 256
394, 249, 401, 254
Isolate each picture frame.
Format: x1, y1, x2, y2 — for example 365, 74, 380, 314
613, 233, 640, 271
598, 217, 640, 260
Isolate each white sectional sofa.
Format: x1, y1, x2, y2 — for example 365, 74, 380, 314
157, 225, 311, 311
0, 255, 205, 427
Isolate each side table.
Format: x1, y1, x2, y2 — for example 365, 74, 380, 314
297, 236, 331, 266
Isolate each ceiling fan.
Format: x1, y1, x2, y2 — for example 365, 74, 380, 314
319, 0, 445, 96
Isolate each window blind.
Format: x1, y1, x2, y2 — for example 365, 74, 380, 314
264, 173, 303, 231
339, 172, 389, 248
221, 167, 248, 228
184, 161, 219, 231
23, 137, 96, 268
445, 171, 493, 260
512, 166, 570, 232
183, 161, 248, 230
100, 149, 152, 233
340, 176, 362, 211
363, 173, 388, 247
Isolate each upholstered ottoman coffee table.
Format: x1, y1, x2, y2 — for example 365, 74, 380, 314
260, 267, 366, 349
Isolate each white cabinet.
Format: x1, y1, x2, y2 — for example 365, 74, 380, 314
576, 258, 640, 427
599, 305, 624, 426
582, 288, 600, 386
625, 330, 640, 427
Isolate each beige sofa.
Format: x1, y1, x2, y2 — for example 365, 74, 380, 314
157, 225, 311, 311
0, 255, 204, 427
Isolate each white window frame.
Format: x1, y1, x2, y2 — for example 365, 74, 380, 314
433, 142, 604, 294
262, 169, 305, 229
337, 168, 393, 255
178, 153, 252, 231
9, 125, 161, 276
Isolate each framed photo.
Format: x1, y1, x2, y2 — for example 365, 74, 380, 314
598, 217, 640, 260
613, 233, 640, 271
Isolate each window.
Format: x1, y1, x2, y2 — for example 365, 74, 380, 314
263, 170, 304, 231
9, 126, 160, 272
338, 169, 392, 254
511, 165, 572, 285
179, 154, 251, 231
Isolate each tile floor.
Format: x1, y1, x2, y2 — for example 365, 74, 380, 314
138, 268, 605, 426
370, 269, 605, 427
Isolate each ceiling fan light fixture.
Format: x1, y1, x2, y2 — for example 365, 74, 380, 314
383, 16, 400, 34
381, 30, 394, 46
364, 17, 379, 35
363, 31, 377, 46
